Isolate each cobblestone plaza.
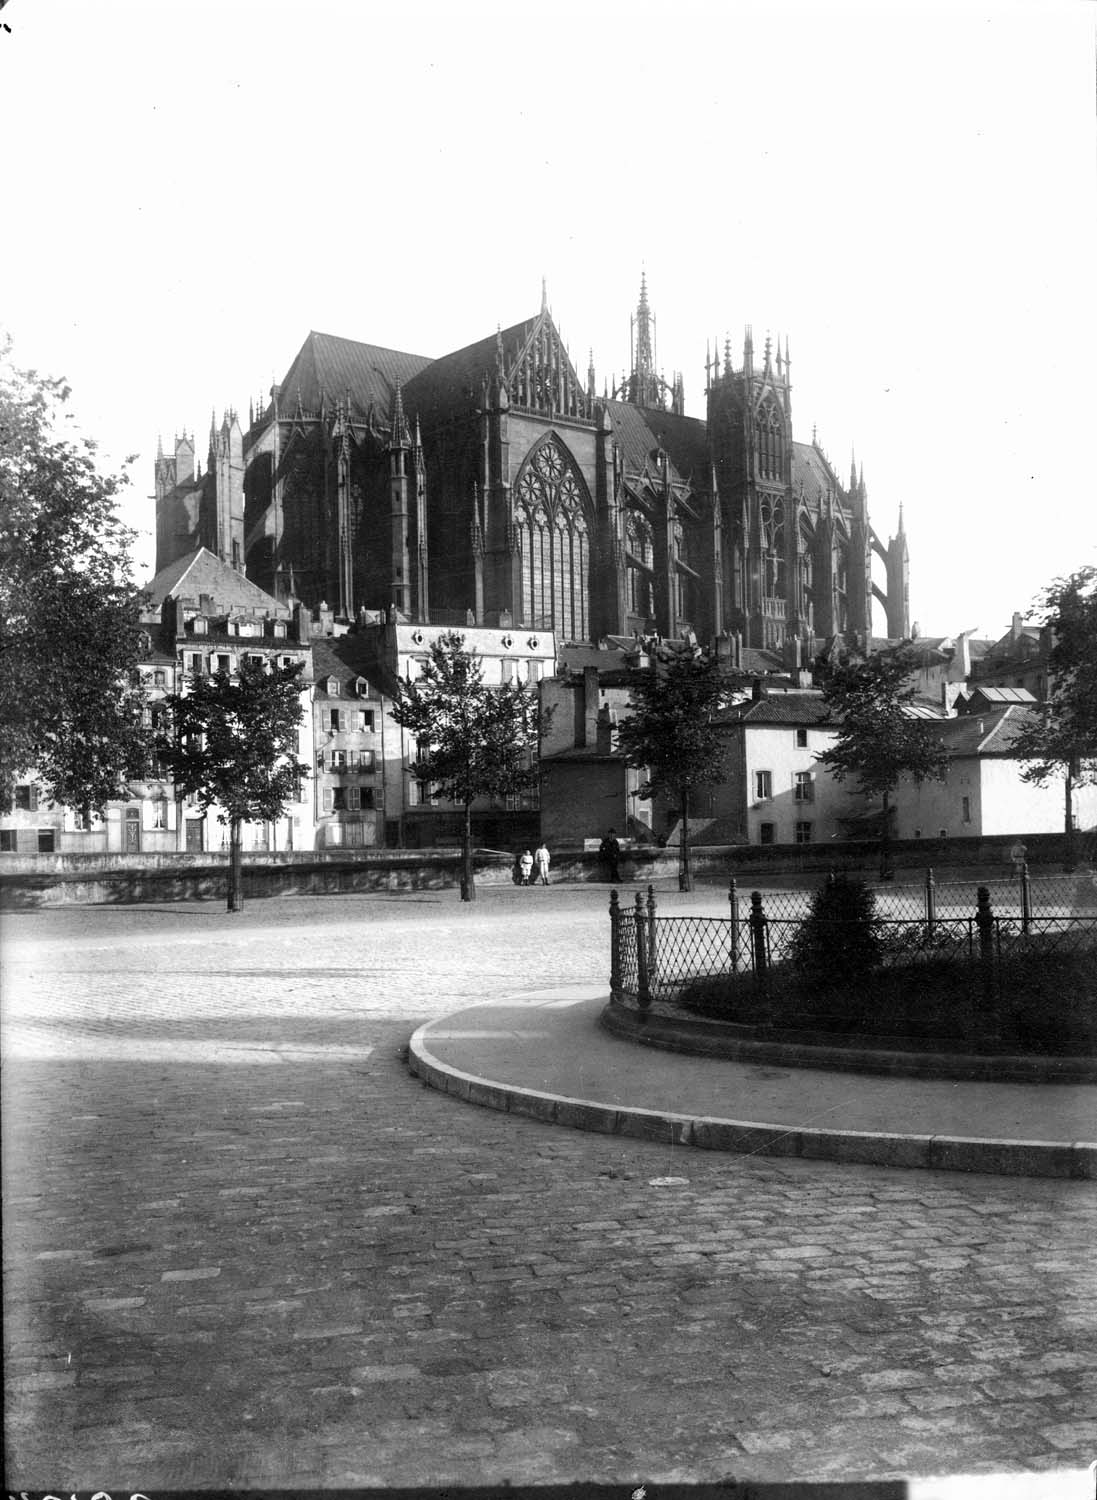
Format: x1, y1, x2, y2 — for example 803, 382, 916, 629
2, 883, 1095, 1488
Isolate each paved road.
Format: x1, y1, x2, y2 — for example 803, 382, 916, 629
2, 884, 1095, 1489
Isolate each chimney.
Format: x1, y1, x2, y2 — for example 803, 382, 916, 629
596, 705, 617, 755
1011, 611, 1023, 642
583, 666, 600, 747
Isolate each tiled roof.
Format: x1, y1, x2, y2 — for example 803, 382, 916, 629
143, 548, 286, 614
602, 401, 705, 496
276, 332, 433, 425
939, 704, 1038, 756
719, 692, 832, 727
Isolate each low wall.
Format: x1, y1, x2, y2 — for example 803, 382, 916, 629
0, 850, 517, 909
0, 831, 1085, 908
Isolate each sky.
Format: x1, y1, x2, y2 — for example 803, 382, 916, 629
2, 0, 1095, 643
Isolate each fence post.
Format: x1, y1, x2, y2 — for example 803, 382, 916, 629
609, 888, 621, 1001
975, 884, 998, 1044
1020, 860, 1032, 934
729, 877, 740, 973
925, 867, 936, 936
646, 883, 658, 978
749, 890, 768, 980
634, 892, 651, 1011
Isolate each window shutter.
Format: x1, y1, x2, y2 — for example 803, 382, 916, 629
322, 788, 333, 812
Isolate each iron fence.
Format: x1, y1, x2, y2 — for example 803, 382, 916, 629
609, 875, 1097, 1047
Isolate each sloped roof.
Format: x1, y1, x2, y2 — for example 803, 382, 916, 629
963, 685, 1038, 706
276, 331, 433, 424
791, 442, 839, 509
719, 692, 832, 727
939, 704, 1038, 756
602, 400, 709, 495
143, 547, 286, 614
311, 635, 400, 699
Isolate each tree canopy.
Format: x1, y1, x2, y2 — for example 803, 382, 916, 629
616, 642, 729, 890
0, 338, 149, 811
159, 659, 309, 909
818, 650, 948, 875
1011, 566, 1097, 865
389, 631, 542, 901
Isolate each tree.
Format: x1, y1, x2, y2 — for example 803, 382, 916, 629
1011, 566, 1097, 871
159, 660, 309, 911
0, 338, 149, 812
817, 651, 949, 878
389, 632, 542, 903
615, 642, 729, 891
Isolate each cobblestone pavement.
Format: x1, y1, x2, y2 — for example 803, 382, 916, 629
3, 884, 1096, 1489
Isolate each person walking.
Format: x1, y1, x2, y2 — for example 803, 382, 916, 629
518, 848, 534, 886
534, 841, 551, 885
599, 827, 622, 883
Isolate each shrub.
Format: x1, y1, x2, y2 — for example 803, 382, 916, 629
789, 876, 882, 991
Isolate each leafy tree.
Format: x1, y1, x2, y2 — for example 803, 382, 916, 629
1011, 566, 1097, 870
615, 642, 729, 891
818, 651, 948, 878
159, 660, 309, 911
0, 338, 149, 812
389, 632, 542, 903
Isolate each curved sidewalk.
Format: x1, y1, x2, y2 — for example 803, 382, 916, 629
408, 985, 1097, 1180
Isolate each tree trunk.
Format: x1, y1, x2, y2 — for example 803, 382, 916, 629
228, 815, 243, 912
679, 792, 692, 892
879, 788, 892, 881
461, 800, 476, 902
1064, 761, 1077, 873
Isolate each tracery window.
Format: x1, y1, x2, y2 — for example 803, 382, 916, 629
758, 401, 785, 480
625, 510, 654, 618
760, 500, 786, 596
516, 439, 591, 641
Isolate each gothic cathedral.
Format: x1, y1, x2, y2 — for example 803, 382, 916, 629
155, 278, 909, 651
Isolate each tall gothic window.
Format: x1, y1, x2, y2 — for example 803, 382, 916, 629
760, 499, 786, 595
758, 401, 785, 480
516, 439, 591, 641
625, 509, 654, 618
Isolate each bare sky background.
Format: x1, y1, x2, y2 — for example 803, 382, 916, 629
3, 0, 1095, 642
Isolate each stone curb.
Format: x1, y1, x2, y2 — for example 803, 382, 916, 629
407, 1020, 1097, 1181
599, 996, 1097, 1084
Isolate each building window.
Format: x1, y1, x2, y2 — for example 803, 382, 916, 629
348, 786, 361, 811
359, 750, 375, 772
795, 821, 813, 844
331, 750, 347, 770
215, 654, 231, 674
754, 770, 772, 801
328, 678, 341, 696
961, 796, 971, 823
795, 729, 808, 748
759, 822, 775, 845
939, 828, 948, 839
1, 829, 16, 851
37, 829, 56, 853
272, 621, 287, 638
154, 669, 167, 689
15, 784, 39, 812
152, 798, 169, 830
515, 438, 592, 642
794, 771, 815, 803
191, 617, 207, 635
357, 710, 374, 732
360, 787, 376, 810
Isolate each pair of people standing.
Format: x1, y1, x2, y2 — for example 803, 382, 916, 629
517, 843, 551, 886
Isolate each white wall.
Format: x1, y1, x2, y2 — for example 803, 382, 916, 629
893, 755, 1097, 839
742, 724, 845, 846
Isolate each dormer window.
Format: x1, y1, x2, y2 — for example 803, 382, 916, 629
191, 617, 208, 635
354, 677, 369, 698
272, 621, 287, 639
327, 678, 341, 696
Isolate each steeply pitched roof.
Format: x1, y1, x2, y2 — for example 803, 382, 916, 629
310, 635, 399, 699
276, 332, 433, 424
143, 548, 285, 614
791, 442, 839, 509
403, 316, 540, 427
